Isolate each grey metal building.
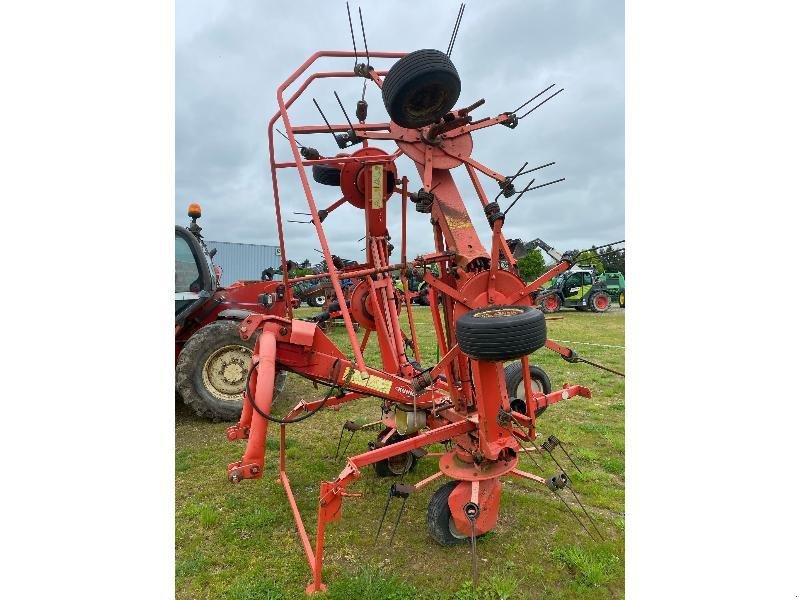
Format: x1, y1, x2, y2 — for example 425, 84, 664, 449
207, 240, 282, 286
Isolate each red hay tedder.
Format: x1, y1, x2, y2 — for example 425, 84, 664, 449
223, 6, 618, 593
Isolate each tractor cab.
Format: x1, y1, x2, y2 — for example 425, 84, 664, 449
175, 203, 217, 325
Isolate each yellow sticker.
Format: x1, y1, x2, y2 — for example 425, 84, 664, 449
344, 366, 392, 394
444, 214, 473, 230
371, 165, 384, 209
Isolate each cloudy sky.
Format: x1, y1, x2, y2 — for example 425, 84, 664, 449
176, 0, 623, 266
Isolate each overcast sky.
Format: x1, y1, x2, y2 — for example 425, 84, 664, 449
176, 0, 623, 267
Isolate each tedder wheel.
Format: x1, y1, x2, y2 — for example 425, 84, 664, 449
373, 431, 417, 477
504, 362, 552, 418
590, 292, 611, 313
307, 294, 326, 308
311, 164, 341, 186
540, 294, 562, 314
381, 49, 461, 129
455, 305, 546, 362
427, 480, 487, 546
176, 320, 286, 421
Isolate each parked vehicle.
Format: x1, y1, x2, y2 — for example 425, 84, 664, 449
175, 203, 287, 420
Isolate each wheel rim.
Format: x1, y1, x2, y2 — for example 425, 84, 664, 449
405, 84, 447, 121
201, 344, 252, 403
516, 376, 544, 400
544, 296, 559, 311
448, 516, 469, 540
386, 452, 413, 475
594, 295, 609, 310
315, 295, 325, 305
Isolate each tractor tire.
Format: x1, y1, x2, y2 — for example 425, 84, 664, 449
540, 294, 562, 314
176, 320, 286, 421
504, 362, 552, 418
427, 480, 487, 546
306, 294, 326, 308
311, 164, 341, 186
590, 292, 611, 313
381, 49, 461, 129
373, 431, 417, 477
455, 305, 546, 362
417, 285, 430, 306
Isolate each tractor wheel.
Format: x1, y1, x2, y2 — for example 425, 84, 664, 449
381, 49, 461, 129
417, 285, 430, 306
373, 431, 417, 477
427, 480, 487, 546
590, 292, 611, 313
307, 294, 326, 308
540, 294, 561, 314
311, 164, 341, 186
455, 305, 546, 362
176, 320, 286, 421
504, 362, 552, 418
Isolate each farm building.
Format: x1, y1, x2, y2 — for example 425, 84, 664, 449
206, 240, 281, 286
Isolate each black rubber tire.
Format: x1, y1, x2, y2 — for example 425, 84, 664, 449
504, 362, 552, 418
306, 294, 326, 308
427, 480, 487, 546
417, 284, 430, 306
373, 431, 417, 477
381, 49, 461, 128
539, 294, 562, 314
590, 292, 611, 313
176, 320, 285, 421
311, 164, 341, 186
455, 305, 546, 362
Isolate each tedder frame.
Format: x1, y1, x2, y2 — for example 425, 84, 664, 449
223, 47, 598, 594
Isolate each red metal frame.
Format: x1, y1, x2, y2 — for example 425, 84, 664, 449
225, 49, 592, 594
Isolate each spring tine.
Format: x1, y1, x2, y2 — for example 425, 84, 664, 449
388, 496, 408, 546
518, 88, 564, 120
469, 518, 478, 586
493, 161, 529, 202
511, 430, 545, 473
358, 7, 369, 66
312, 98, 339, 146
276, 128, 305, 148
346, 2, 358, 67
341, 430, 355, 459
447, 3, 465, 58
374, 488, 393, 543
504, 178, 566, 216
550, 436, 582, 473
333, 90, 355, 131
542, 444, 569, 476
551, 489, 597, 541
334, 425, 346, 459
516, 161, 556, 178
512, 84, 556, 114
566, 484, 604, 540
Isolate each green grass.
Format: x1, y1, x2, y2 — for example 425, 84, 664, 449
176, 307, 625, 599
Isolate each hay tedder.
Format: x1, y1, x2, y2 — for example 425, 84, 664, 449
224, 5, 619, 593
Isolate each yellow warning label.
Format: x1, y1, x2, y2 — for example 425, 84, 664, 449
344, 366, 392, 394
444, 214, 473, 230
371, 165, 384, 209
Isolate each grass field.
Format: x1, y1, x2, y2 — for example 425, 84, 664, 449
176, 306, 625, 599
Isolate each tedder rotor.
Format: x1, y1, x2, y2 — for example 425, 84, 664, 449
223, 5, 619, 594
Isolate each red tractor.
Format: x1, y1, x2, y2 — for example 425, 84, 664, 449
175, 203, 288, 420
